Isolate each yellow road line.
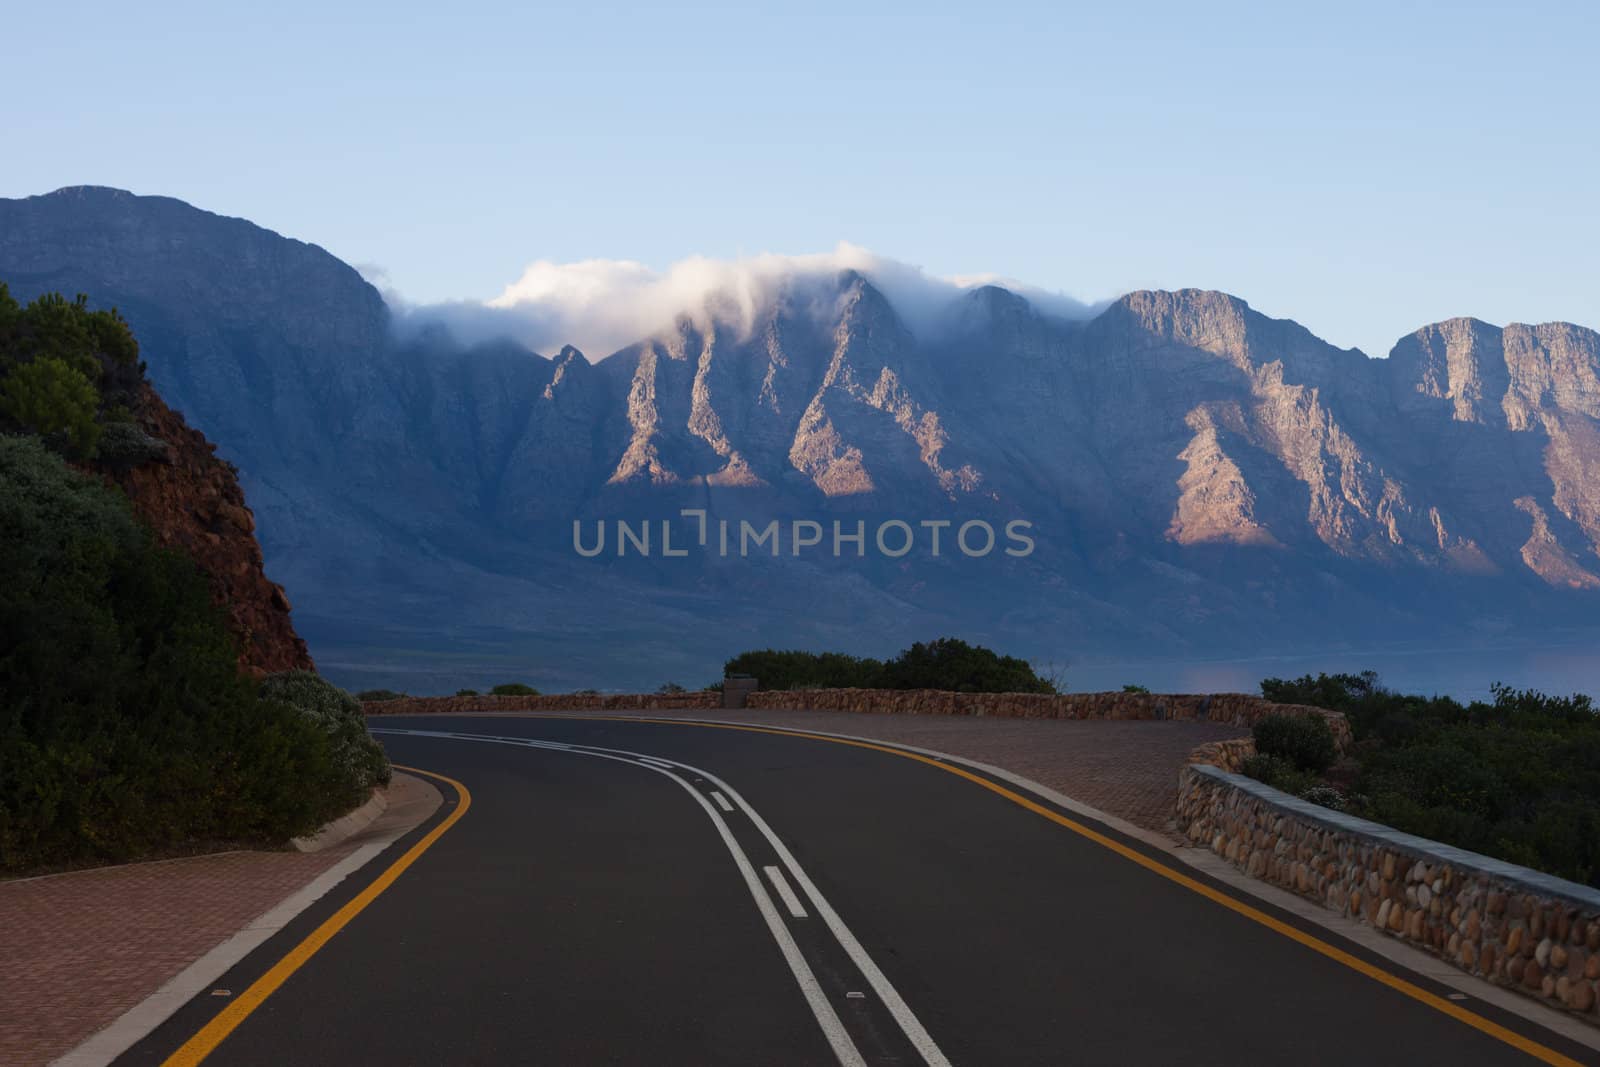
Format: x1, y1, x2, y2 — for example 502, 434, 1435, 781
576, 715, 1586, 1067
161, 765, 470, 1067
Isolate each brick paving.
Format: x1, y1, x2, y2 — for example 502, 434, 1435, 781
467, 707, 1248, 832
0, 845, 357, 1067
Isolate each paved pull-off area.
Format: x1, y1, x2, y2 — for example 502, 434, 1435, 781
87, 715, 1596, 1066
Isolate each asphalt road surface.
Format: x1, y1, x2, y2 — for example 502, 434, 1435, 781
121, 715, 1597, 1066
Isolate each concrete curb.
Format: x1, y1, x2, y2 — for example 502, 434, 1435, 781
290, 786, 389, 853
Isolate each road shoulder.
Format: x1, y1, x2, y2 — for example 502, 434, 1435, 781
0, 773, 439, 1067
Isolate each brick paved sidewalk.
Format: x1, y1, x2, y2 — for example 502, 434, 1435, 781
0, 774, 438, 1067
0, 847, 359, 1066
453, 707, 1248, 832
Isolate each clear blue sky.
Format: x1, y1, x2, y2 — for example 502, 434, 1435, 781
4, 0, 1596, 356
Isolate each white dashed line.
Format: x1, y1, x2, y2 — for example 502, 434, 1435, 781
763, 865, 809, 918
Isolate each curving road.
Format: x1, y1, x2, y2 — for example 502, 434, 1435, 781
120, 716, 1595, 1066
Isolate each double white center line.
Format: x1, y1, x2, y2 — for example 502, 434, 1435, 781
374, 727, 951, 1067
762, 865, 809, 919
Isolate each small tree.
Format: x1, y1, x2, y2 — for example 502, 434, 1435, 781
0, 356, 102, 456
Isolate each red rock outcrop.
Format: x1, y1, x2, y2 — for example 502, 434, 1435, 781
97, 383, 313, 675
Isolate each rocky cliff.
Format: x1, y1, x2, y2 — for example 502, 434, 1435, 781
95, 381, 313, 675
4, 186, 1599, 691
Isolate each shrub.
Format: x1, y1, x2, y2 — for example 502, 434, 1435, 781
0, 287, 147, 460
0, 356, 102, 456
1252, 713, 1337, 773
491, 682, 539, 696
1239, 754, 1318, 796
259, 671, 390, 808
657, 682, 686, 695
726, 640, 1057, 694
356, 689, 405, 702
1122, 684, 1150, 693
95, 421, 168, 469
1260, 670, 1380, 710
0, 437, 361, 871
1260, 668, 1600, 886
880, 638, 1057, 693
1298, 785, 1349, 812
455, 688, 479, 697
725, 649, 886, 691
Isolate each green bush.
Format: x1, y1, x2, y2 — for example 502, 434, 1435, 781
1239, 754, 1319, 796
1259, 670, 1600, 887
0, 436, 360, 871
880, 638, 1057, 693
1122, 684, 1150, 693
455, 688, 479, 697
0, 286, 146, 460
1252, 713, 1336, 772
0, 356, 102, 456
356, 689, 405, 702
259, 671, 390, 808
95, 421, 168, 469
724, 649, 886, 691
490, 682, 539, 696
726, 638, 1056, 694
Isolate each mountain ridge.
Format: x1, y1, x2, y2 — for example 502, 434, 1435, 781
3, 185, 1597, 691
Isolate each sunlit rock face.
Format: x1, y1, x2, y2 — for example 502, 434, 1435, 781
4, 186, 1600, 690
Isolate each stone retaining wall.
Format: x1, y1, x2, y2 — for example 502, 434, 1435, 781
363, 692, 720, 715
1184, 736, 1257, 772
746, 688, 1350, 748
1177, 763, 1600, 1024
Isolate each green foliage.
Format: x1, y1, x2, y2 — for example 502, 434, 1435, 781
95, 421, 168, 469
0, 437, 360, 871
1258, 670, 1600, 887
1122, 684, 1150, 693
355, 689, 406, 701
455, 688, 479, 697
1239, 754, 1319, 796
725, 649, 885, 691
1252, 713, 1337, 773
490, 682, 539, 696
1260, 670, 1379, 712
0, 357, 102, 456
0, 286, 150, 462
879, 638, 1058, 694
726, 638, 1057, 694
258, 671, 390, 807
657, 682, 686, 695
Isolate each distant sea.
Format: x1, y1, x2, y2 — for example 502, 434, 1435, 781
1065, 635, 1600, 702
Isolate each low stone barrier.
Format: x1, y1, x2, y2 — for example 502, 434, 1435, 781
1184, 736, 1257, 772
363, 692, 720, 715
745, 688, 1350, 748
1177, 763, 1600, 1024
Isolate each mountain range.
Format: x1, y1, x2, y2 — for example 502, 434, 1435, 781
3, 186, 1597, 692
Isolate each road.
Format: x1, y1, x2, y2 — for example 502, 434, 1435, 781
122, 715, 1595, 1066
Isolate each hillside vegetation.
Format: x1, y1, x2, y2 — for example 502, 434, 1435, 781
1252, 672, 1600, 887
0, 287, 386, 873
